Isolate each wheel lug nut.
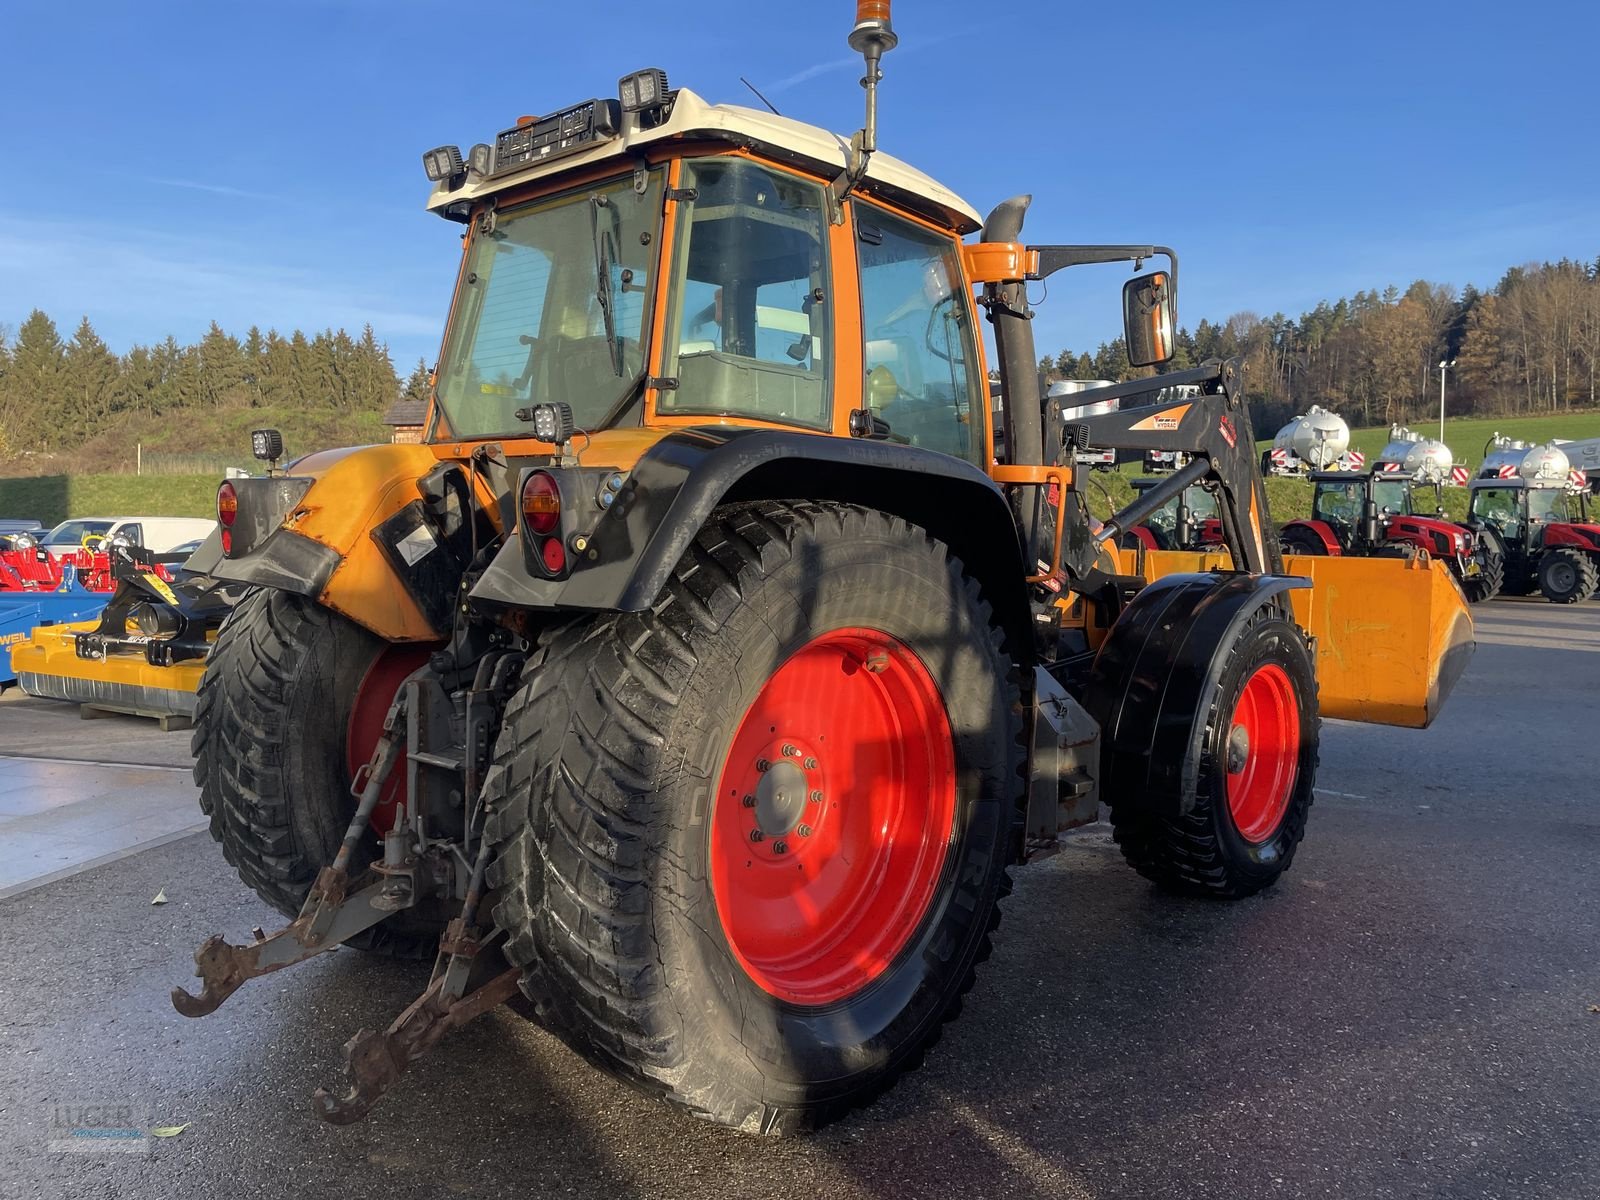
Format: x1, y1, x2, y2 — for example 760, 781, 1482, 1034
809, 790, 822, 803
797, 824, 812, 837
781, 744, 798, 757
803, 757, 817, 770
756, 759, 770, 772
741, 794, 756, 808
773, 840, 788, 855
749, 830, 764, 843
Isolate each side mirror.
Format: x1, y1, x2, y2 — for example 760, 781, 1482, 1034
1123, 270, 1175, 367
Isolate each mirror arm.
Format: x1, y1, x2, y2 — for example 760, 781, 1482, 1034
1028, 245, 1179, 294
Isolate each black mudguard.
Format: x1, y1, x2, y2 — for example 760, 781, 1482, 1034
1080, 571, 1310, 817
470, 426, 1033, 653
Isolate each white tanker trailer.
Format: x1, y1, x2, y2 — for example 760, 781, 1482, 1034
1264, 405, 1357, 476
1476, 435, 1572, 486
1375, 424, 1454, 484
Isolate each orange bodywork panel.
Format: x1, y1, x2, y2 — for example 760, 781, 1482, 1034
1112, 547, 1474, 729
280, 443, 462, 641
961, 241, 1037, 285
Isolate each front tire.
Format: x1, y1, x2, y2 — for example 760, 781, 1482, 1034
1107, 606, 1319, 899
1460, 532, 1505, 603
484, 501, 1025, 1133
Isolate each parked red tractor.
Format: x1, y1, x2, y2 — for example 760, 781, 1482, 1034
1119, 475, 1224, 552
1277, 468, 1502, 602
1467, 436, 1600, 603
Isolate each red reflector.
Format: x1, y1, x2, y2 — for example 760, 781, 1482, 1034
522, 471, 560, 536
540, 536, 566, 574
217, 482, 238, 528
220, 529, 233, 556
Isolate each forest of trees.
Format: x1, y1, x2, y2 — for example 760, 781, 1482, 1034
0, 311, 430, 459
3, 252, 1597, 464
1038, 257, 1600, 436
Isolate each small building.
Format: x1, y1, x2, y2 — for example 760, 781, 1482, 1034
382, 398, 429, 444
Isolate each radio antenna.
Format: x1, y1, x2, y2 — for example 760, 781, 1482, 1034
739, 76, 782, 116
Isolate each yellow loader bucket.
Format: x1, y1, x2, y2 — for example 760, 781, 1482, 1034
1113, 548, 1473, 729
10, 621, 209, 720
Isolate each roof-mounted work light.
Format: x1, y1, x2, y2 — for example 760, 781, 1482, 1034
467, 143, 494, 177
618, 68, 670, 115
422, 144, 464, 182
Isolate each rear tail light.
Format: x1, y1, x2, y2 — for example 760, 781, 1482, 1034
521, 471, 561, 536
217, 482, 238, 527
540, 537, 567, 574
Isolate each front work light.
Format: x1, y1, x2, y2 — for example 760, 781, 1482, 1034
467, 143, 494, 176
422, 144, 464, 182
251, 428, 284, 462
618, 68, 670, 114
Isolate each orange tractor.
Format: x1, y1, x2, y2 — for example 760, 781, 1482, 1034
168, 4, 1472, 1135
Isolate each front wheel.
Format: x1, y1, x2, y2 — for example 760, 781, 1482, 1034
1538, 548, 1599, 603
1460, 532, 1505, 603
1107, 606, 1319, 898
484, 502, 1025, 1133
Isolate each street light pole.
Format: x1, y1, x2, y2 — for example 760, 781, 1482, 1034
1437, 358, 1457, 443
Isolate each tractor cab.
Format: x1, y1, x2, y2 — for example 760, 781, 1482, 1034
1308, 474, 1369, 547
1469, 481, 1588, 551
1123, 475, 1222, 551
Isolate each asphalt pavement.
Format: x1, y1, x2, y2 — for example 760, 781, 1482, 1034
0, 597, 1596, 1199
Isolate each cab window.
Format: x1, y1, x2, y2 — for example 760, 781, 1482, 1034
660, 158, 831, 429
1471, 487, 1522, 537
1371, 479, 1410, 515
1312, 481, 1362, 527
857, 209, 983, 465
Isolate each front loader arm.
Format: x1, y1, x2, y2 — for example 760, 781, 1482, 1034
1057, 359, 1282, 576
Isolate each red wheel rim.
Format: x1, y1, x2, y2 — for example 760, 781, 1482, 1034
346, 643, 434, 833
1224, 663, 1301, 843
710, 628, 957, 1006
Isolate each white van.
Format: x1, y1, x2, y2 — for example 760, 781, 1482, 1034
39, 516, 218, 555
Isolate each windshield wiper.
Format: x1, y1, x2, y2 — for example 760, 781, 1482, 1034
590, 194, 624, 377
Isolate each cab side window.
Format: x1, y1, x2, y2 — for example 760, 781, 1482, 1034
661, 158, 831, 429
856, 210, 982, 465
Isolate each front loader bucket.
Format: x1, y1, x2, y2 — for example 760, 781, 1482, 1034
1114, 549, 1473, 729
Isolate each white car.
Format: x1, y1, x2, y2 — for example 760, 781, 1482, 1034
37, 516, 218, 556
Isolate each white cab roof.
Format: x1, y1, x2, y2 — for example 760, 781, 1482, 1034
426, 88, 982, 234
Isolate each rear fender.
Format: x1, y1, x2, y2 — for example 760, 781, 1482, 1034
470, 427, 1034, 658
1080, 571, 1308, 817
209, 443, 447, 641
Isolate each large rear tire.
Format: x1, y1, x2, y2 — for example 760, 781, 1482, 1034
1279, 526, 1328, 557
191, 588, 446, 957
483, 501, 1025, 1134
1108, 606, 1319, 899
1537, 548, 1598, 604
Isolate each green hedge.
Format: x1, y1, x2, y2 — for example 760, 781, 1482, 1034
0, 475, 221, 526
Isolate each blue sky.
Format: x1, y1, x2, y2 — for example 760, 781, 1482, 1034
2, 0, 1594, 372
